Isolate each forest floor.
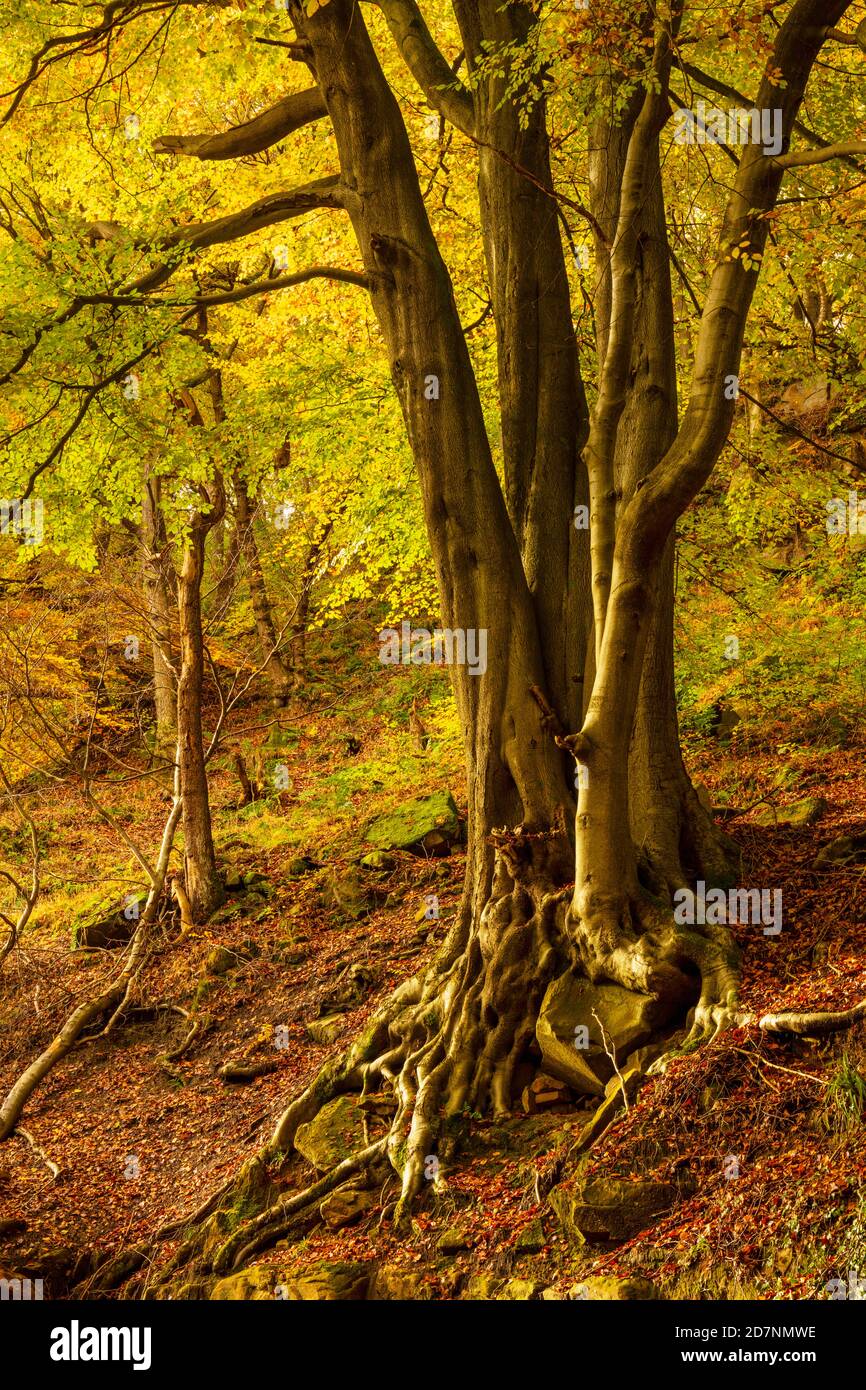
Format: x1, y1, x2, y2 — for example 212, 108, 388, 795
1, 656, 865, 1301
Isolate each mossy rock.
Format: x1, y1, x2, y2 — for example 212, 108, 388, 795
515, 1217, 546, 1255
498, 1278, 541, 1300
277, 1261, 371, 1301
306, 1015, 345, 1045
754, 797, 827, 828
461, 1273, 500, 1300
205, 946, 238, 977
436, 1227, 472, 1255
295, 1096, 365, 1170
570, 1276, 661, 1300
319, 1187, 376, 1229
359, 850, 396, 872
73, 889, 148, 949
369, 1265, 433, 1300
211, 1266, 280, 1301
365, 792, 460, 856
549, 1175, 682, 1243
320, 867, 374, 922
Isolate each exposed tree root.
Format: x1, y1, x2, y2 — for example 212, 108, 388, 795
758, 999, 866, 1037
212, 1140, 388, 1274
139, 820, 866, 1288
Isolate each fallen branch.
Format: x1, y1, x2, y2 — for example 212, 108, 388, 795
15, 1125, 61, 1179
0, 768, 182, 1142
218, 1057, 282, 1083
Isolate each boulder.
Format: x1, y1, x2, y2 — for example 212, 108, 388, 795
549, 1174, 681, 1243
295, 1096, 365, 1170
536, 972, 677, 1095
365, 792, 461, 856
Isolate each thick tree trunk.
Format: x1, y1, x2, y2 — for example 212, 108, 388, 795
454, 0, 591, 733
589, 92, 736, 892
177, 518, 224, 922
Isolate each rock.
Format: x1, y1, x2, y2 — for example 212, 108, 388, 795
205, 946, 237, 976
223, 868, 244, 891
515, 1217, 546, 1255
569, 1276, 661, 1300
75, 889, 148, 949
359, 850, 396, 872
536, 972, 681, 1095
287, 855, 319, 878
754, 797, 827, 828
499, 1278, 540, 1300
319, 1187, 375, 1229
276, 1261, 371, 1301
436, 1227, 473, 1255
295, 1096, 366, 1170
461, 1273, 500, 1300
521, 1073, 573, 1113
211, 1267, 281, 1300
549, 1174, 682, 1243
813, 832, 866, 869
306, 1015, 345, 1045
365, 792, 461, 856
369, 1266, 433, 1300
320, 867, 374, 922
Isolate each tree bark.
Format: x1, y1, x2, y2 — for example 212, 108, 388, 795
141, 468, 177, 763
233, 475, 293, 704
177, 508, 224, 922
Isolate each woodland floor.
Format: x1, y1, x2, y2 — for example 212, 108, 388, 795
1, 664, 865, 1300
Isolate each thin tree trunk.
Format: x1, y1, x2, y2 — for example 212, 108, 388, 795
141, 468, 177, 763
177, 514, 224, 922
233, 475, 293, 703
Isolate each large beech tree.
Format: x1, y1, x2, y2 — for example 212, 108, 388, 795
2, 0, 865, 1243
